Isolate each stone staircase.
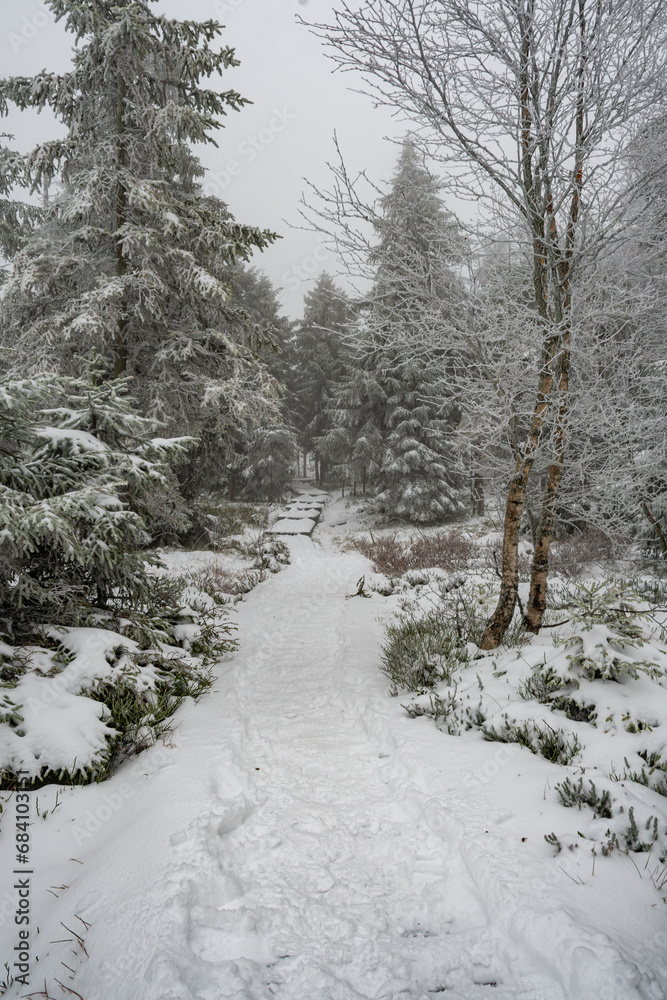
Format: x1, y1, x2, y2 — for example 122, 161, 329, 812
269, 486, 328, 536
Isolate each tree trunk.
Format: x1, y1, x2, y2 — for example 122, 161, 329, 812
524, 497, 538, 548
471, 469, 485, 516
642, 500, 667, 558
303, 451, 307, 478
479, 473, 528, 648
479, 329, 562, 650
525, 347, 571, 633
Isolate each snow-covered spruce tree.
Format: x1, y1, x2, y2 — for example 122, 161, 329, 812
0, 0, 280, 491
0, 138, 40, 271
243, 425, 299, 503
317, 350, 386, 494
291, 274, 352, 484
0, 367, 187, 619
223, 265, 296, 495
326, 143, 466, 522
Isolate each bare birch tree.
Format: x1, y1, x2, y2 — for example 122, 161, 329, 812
309, 0, 667, 646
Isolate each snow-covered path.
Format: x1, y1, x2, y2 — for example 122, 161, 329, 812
7, 502, 667, 1000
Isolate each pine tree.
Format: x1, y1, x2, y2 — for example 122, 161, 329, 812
0, 138, 39, 270
0, 1, 280, 489
318, 343, 388, 494
217, 265, 295, 497
243, 426, 298, 503
323, 144, 466, 521
291, 274, 352, 484
371, 142, 464, 325
0, 365, 186, 615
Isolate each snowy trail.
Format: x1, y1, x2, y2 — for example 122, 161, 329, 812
14, 503, 667, 1000
147, 534, 528, 1000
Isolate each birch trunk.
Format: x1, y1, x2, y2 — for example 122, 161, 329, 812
525, 344, 571, 632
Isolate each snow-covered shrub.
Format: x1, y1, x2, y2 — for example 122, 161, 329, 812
0, 584, 235, 788
0, 373, 243, 788
481, 717, 583, 765
380, 582, 487, 693
182, 562, 261, 602
250, 535, 291, 574
553, 580, 663, 682
382, 610, 467, 692
610, 752, 667, 798
556, 777, 613, 817
387, 569, 667, 859
548, 527, 618, 578
182, 498, 269, 551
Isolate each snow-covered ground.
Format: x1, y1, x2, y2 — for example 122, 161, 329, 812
1, 494, 666, 999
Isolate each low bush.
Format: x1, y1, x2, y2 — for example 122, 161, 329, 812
381, 610, 468, 693
0, 572, 237, 790
549, 527, 619, 578
380, 581, 490, 694
354, 530, 476, 577
481, 717, 583, 766
556, 777, 613, 817
183, 498, 269, 550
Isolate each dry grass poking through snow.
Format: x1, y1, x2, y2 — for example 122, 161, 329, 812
548, 526, 619, 578
352, 532, 477, 577
182, 561, 262, 600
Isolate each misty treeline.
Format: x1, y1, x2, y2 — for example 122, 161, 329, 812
0, 0, 665, 647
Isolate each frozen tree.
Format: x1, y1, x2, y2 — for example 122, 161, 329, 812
311, 0, 667, 644
0, 137, 39, 270
215, 265, 295, 497
0, 366, 187, 616
243, 425, 299, 503
317, 143, 466, 521
0, 0, 280, 490
369, 143, 465, 521
291, 274, 352, 484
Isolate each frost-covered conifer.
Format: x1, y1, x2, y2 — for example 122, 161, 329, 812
243, 426, 298, 503
323, 144, 466, 521
291, 274, 352, 484
0, 0, 280, 486
0, 366, 187, 614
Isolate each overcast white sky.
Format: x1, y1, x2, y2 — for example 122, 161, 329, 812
0, 0, 405, 317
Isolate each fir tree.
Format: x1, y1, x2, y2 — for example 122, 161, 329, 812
0, 366, 187, 615
0, 137, 39, 270
323, 144, 466, 521
291, 274, 352, 484
243, 425, 298, 503
220, 265, 295, 497
0, 0, 280, 488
